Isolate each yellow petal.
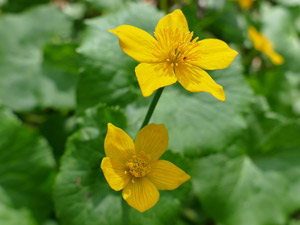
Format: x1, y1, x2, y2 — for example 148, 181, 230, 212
147, 160, 190, 190
109, 25, 160, 63
188, 39, 238, 70
135, 63, 177, 97
248, 26, 273, 53
238, 0, 254, 10
267, 51, 284, 65
175, 63, 225, 102
248, 27, 284, 65
155, 9, 189, 33
135, 124, 168, 162
104, 123, 135, 163
122, 177, 159, 213
249, 26, 265, 51
101, 157, 130, 191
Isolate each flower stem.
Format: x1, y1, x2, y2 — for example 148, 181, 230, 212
159, 0, 168, 13
140, 87, 164, 130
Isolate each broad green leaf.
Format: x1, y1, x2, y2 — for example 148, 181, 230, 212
126, 57, 254, 156
0, 5, 77, 111
192, 119, 300, 225
0, 187, 37, 225
40, 43, 79, 110
0, 106, 56, 223
192, 154, 289, 225
76, 2, 164, 112
54, 104, 191, 225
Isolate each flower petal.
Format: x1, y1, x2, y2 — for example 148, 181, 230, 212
109, 25, 160, 63
267, 51, 284, 65
248, 26, 273, 53
175, 63, 225, 102
135, 124, 168, 162
155, 9, 189, 33
249, 27, 267, 52
101, 157, 130, 191
188, 39, 238, 70
104, 123, 135, 163
135, 63, 177, 97
148, 160, 190, 190
238, 0, 254, 10
122, 177, 159, 213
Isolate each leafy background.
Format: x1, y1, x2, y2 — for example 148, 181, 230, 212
0, 0, 300, 224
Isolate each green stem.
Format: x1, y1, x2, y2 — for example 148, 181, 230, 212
159, 0, 168, 13
140, 87, 164, 130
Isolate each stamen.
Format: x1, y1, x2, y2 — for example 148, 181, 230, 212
126, 151, 151, 178
154, 27, 199, 67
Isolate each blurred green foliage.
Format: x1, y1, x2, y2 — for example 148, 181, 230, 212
0, 0, 300, 225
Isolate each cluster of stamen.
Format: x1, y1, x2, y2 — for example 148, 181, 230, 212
153, 27, 200, 68
125, 151, 151, 182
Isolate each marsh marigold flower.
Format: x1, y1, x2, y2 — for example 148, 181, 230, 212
248, 26, 284, 65
109, 9, 238, 101
101, 123, 190, 212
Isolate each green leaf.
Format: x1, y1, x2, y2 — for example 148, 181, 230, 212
76, 2, 164, 112
0, 187, 37, 225
126, 57, 254, 156
192, 154, 289, 225
192, 119, 300, 225
40, 43, 79, 110
54, 104, 191, 225
0, 106, 56, 223
0, 5, 77, 111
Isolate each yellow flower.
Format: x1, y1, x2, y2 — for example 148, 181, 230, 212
248, 26, 284, 65
109, 9, 238, 102
101, 123, 190, 212
237, 0, 255, 10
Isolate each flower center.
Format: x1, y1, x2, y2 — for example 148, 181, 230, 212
125, 151, 151, 178
154, 27, 199, 66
